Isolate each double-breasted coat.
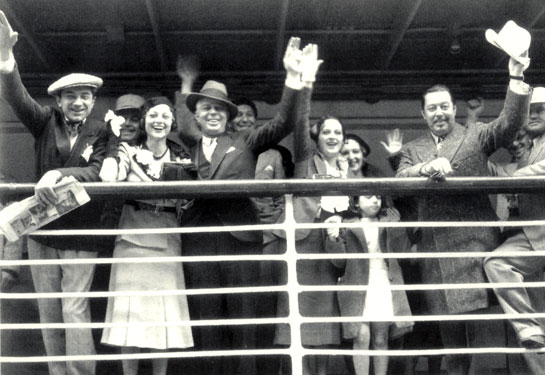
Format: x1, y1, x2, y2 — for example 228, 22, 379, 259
396, 88, 530, 314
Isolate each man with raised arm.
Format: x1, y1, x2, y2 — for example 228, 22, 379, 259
0, 11, 108, 375
396, 55, 531, 374
175, 38, 320, 375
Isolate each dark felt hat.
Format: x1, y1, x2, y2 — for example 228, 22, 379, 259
186, 80, 238, 121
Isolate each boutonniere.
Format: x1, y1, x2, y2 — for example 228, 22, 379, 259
133, 147, 162, 180
81, 144, 93, 162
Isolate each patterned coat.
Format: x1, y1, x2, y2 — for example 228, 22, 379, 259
396, 88, 530, 314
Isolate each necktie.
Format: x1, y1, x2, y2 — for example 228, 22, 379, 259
436, 135, 445, 150
66, 121, 82, 137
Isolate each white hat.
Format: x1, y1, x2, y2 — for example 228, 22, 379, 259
47, 73, 103, 96
485, 20, 531, 65
531, 87, 545, 104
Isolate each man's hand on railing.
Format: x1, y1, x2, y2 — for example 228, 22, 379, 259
420, 157, 453, 178
35, 170, 63, 206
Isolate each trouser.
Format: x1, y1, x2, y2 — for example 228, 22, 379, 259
28, 238, 97, 375
484, 231, 545, 342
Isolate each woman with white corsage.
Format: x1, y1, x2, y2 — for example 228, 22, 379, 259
100, 96, 195, 375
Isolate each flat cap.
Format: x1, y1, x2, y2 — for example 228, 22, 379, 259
47, 73, 103, 96
115, 94, 146, 112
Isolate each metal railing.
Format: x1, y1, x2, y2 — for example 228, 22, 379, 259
2, 177, 545, 374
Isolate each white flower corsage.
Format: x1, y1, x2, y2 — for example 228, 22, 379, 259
134, 147, 162, 180
81, 144, 93, 162
104, 110, 126, 137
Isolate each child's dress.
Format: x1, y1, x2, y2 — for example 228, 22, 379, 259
326, 209, 413, 340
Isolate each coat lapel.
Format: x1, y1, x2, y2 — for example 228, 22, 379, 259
528, 136, 545, 164
412, 134, 437, 163
438, 123, 466, 163
54, 121, 71, 162
209, 134, 234, 178
64, 120, 98, 166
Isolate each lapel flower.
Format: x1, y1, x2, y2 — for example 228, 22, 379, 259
81, 144, 93, 162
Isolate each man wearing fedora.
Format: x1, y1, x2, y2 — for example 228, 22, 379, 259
485, 87, 545, 353
395, 23, 532, 374
174, 38, 319, 375
0, 11, 108, 375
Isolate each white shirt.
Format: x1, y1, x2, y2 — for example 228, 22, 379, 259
202, 135, 218, 162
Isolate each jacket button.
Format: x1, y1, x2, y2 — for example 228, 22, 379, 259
452, 162, 459, 169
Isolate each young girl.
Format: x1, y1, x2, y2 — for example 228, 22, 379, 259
325, 195, 413, 375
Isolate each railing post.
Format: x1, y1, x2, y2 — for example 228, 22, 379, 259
284, 194, 303, 374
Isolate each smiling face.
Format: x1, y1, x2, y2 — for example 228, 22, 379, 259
422, 90, 457, 137
507, 130, 531, 161
341, 139, 367, 172
144, 104, 173, 140
56, 87, 96, 122
358, 195, 382, 218
317, 118, 344, 159
232, 104, 256, 131
525, 103, 545, 138
116, 108, 142, 143
194, 98, 229, 137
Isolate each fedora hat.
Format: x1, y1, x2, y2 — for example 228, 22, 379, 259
47, 73, 103, 96
531, 87, 545, 104
186, 80, 238, 120
485, 20, 531, 65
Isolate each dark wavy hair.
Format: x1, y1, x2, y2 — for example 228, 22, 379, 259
344, 194, 388, 219
310, 115, 346, 143
139, 96, 177, 132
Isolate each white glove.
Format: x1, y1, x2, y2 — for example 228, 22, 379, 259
325, 215, 342, 240
104, 110, 125, 137
300, 44, 323, 84
99, 157, 119, 182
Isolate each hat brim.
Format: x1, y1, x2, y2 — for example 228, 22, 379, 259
485, 29, 531, 65
186, 93, 239, 121
47, 83, 102, 96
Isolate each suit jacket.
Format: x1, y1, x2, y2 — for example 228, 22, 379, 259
396, 88, 530, 314
513, 134, 545, 251
324, 212, 413, 340
0, 65, 108, 251
176, 85, 300, 242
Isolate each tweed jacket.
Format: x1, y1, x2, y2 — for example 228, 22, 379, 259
513, 133, 545, 251
0, 65, 108, 251
176, 85, 300, 243
325, 211, 413, 340
396, 88, 530, 314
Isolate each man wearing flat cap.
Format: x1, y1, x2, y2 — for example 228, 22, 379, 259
0, 11, 108, 375
485, 87, 545, 354
175, 37, 320, 375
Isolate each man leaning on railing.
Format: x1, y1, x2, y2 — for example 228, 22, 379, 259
395, 42, 531, 374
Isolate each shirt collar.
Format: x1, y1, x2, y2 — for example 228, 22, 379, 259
202, 135, 217, 146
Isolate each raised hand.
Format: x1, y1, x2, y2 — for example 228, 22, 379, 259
380, 128, 403, 155
466, 97, 484, 124
283, 36, 302, 76
177, 55, 200, 93
300, 44, 323, 85
509, 50, 530, 77
0, 11, 18, 61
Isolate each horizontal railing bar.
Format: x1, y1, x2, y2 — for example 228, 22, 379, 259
2, 176, 545, 200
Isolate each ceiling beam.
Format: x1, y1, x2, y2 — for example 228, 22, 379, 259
145, 0, 168, 75
273, 0, 290, 70
0, 0, 51, 70
381, 0, 423, 70
494, 2, 545, 67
